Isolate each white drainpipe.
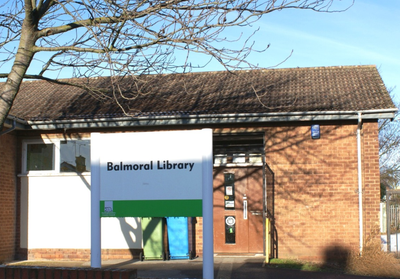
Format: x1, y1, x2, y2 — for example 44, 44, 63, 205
357, 112, 363, 254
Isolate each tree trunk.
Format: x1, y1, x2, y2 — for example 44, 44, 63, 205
0, 22, 37, 131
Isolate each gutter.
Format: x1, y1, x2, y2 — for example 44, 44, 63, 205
26, 108, 397, 130
0, 116, 28, 136
0, 118, 16, 136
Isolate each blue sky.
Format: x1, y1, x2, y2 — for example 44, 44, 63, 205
217, 0, 399, 102
3, 1, 399, 103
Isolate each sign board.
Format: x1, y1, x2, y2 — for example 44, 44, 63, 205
90, 129, 213, 276
93, 130, 208, 217
311, 124, 320, 139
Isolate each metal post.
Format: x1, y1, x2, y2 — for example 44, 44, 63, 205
387, 191, 391, 253
396, 205, 399, 256
265, 218, 270, 264
91, 133, 101, 268
202, 129, 214, 279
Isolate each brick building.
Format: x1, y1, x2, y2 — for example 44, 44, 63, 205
0, 65, 396, 263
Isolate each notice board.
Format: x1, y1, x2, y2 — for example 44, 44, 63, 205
91, 130, 210, 217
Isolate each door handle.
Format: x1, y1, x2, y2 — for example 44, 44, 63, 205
250, 211, 262, 216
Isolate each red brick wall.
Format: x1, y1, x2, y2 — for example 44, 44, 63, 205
195, 217, 203, 256
0, 265, 137, 279
14, 121, 381, 261
27, 248, 140, 261
0, 131, 17, 263
362, 121, 381, 239
265, 121, 380, 261
192, 122, 380, 261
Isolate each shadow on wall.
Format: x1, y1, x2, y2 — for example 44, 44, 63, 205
263, 123, 360, 260
118, 217, 141, 257
322, 244, 350, 270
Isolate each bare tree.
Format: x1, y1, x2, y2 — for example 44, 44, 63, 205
0, 0, 353, 130
379, 93, 400, 200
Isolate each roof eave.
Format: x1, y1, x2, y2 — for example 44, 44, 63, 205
25, 109, 398, 130
3, 115, 30, 130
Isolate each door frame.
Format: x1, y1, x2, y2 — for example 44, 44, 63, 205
212, 132, 267, 256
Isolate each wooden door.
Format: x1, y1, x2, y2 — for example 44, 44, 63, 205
213, 167, 264, 254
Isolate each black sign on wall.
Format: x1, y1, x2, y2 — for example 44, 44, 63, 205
224, 173, 235, 210
225, 216, 236, 244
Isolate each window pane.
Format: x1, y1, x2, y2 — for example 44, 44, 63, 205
60, 140, 91, 172
27, 143, 54, 171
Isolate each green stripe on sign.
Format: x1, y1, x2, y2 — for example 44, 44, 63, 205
100, 200, 202, 217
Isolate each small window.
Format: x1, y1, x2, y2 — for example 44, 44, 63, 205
60, 140, 91, 172
232, 153, 246, 163
248, 153, 263, 164
26, 143, 55, 171
214, 154, 227, 164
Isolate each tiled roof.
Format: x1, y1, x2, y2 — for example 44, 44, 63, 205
8, 65, 395, 121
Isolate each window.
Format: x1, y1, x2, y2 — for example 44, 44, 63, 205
213, 133, 264, 166
26, 143, 55, 171
213, 153, 263, 165
23, 138, 91, 174
60, 140, 91, 172
232, 153, 246, 163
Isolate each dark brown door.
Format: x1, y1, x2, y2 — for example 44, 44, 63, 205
213, 167, 264, 254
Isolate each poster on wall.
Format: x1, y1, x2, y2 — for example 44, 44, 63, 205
92, 130, 209, 217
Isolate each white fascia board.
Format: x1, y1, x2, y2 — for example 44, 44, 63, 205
26, 109, 398, 130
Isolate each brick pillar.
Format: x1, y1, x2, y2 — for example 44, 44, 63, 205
0, 131, 17, 263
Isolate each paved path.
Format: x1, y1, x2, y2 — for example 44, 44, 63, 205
87, 256, 389, 279
8, 256, 390, 279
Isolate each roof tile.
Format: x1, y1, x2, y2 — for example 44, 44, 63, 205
7, 65, 395, 121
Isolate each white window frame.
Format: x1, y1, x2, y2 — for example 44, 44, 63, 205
22, 139, 59, 174
59, 138, 91, 173
22, 137, 91, 175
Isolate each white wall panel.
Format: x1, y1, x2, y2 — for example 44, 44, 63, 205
24, 175, 142, 249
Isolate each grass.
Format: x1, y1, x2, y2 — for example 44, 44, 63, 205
266, 258, 344, 274
266, 234, 400, 278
